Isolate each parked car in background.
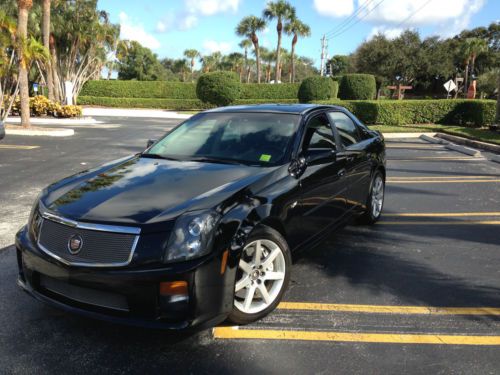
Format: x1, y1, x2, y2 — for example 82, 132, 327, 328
16, 104, 386, 329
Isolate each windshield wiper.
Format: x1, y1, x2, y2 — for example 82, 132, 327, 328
141, 153, 181, 161
188, 156, 243, 165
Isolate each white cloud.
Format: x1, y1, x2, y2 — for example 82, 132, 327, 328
119, 12, 161, 50
156, 0, 241, 33
203, 40, 232, 54
185, 0, 241, 15
314, 0, 354, 18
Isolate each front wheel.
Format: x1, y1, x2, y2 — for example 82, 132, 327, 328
358, 170, 385, 225
228, 226, 291, 325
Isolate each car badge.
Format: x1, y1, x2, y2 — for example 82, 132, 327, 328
68, 234, 83, 254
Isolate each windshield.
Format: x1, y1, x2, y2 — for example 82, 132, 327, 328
145, 112, 301, 166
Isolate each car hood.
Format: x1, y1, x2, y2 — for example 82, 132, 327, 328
42, 155, 276, 228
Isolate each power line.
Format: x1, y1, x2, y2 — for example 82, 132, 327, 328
392, 0, 434, 29
324, 0, 378, 39
327, 0, 386, 40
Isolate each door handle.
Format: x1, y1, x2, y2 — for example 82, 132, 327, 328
337, 168, 346, 177
346, 156, 355, 162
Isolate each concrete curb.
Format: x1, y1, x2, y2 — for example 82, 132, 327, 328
436, 133, 500, 154
491, 155, 500, 164
82, 107, 192, 119
382, 132, 437, 139
6, 127, 74, 137
445, 143, 481, 157
420, 134, 447, 144
6, 117, 101, 125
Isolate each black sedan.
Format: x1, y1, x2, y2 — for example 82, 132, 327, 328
16, 104, 385, 329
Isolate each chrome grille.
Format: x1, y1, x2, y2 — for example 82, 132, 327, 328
38, 218, 139, 267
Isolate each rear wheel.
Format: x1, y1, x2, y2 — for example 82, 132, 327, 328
358, 170, 385, 225
228, 226, 291, 325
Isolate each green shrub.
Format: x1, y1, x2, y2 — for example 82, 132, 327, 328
240, 83, 300, 99
196, 72, 240, 106
298, 76, 336, 103
339, 74, 376, 100
80, 81, 197, 99
78, 96, 214, 110
314, 99, 496, 127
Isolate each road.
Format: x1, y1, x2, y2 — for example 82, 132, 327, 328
1, 117, 499, 374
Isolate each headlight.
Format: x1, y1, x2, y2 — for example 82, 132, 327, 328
28, 193, 44, 241
164, 210, 221, 263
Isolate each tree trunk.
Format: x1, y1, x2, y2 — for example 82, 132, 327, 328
291, 34, 297, 83
496, 72, 500, 124
246, 66, 251, 83
275, 18, 282, 83
42, 0, 54, 100
243, 48, 248, 83
17, 0, 32, 128
252, 37, 261, 84
464, 60, 469, 95
470, 55, 476, 83
49, 34, 61, 102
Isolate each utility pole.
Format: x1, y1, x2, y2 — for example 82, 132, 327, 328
320, 35, 327, 76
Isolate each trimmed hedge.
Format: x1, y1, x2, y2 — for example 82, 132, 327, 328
298, 76, 337, 103
339, 74, 376, 100
240, 83, 300, 99
80, 80, 197, 99
315, 99, 496, 127
196, 72, 240, 106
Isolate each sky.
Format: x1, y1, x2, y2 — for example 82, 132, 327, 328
98, 0, 499, 68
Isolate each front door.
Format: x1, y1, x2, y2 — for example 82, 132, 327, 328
296, 113, 348, 242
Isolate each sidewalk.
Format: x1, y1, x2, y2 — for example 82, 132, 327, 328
82, 107, 192, 119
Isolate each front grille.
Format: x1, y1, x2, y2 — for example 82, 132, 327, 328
38, 218, 138, 267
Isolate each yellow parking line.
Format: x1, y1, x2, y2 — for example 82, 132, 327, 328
0, 144, 39, 150
277, 302, 500, 315
378, 220, 500, 225
383, 212, 500, 217
387, 179, 500, 183
213, 327, 500, 345
388, 176, 496, 179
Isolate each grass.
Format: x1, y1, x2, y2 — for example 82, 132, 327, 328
369, 124, 500, 146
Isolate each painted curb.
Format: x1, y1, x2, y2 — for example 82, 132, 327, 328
82, 107, 192, 119
6, 128, 74, 137
383, 132, 437, 139
436, 133, 500, 154
6, 117, 101, 125
445, 143, 481, 157
420, 134, 447, 144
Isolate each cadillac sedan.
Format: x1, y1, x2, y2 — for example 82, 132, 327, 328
16, 104, 385, 329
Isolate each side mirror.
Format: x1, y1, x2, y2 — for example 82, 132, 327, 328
146, 139, 157, 148
304, 148, 336, 165
288, 155, 307, 178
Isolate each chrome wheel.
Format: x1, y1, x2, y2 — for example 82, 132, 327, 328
371, 175, 384, 218
234, 239, 286, 314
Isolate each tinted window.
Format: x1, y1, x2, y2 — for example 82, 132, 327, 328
328, 112, 361, 147
146, 112, 300, 166
302, 115, 336, 151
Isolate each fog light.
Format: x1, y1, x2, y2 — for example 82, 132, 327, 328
159, 281, 188, 296
159, 281, 189, 309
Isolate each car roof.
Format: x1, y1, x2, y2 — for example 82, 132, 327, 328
204, 103, 345, 115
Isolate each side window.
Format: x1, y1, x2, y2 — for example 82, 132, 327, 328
302, 114, 336, 152
328, 112, 361, 147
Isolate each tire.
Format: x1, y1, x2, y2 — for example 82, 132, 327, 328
228, 226, 291, 325
358, 170, 385, 225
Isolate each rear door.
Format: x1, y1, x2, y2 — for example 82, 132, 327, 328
327, 111, 372, 213
296, 113, 348, 241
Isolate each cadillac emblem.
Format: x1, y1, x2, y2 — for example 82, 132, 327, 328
68, 234, 83, 254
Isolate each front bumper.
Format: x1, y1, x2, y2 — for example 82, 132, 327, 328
16, 226, 237, 330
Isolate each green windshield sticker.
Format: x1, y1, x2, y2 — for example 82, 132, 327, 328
259, 154, 272, 162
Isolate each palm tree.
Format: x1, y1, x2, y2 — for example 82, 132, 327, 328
256, 47, 272, 83
16, 0, 33, 128
41, 0, 54, 100
284, 17, 310, 83
183, 49, 199, 82
468, 38, 488, 80
236, 16, 266, 83
239, 39, 252, 83
0, 11, 18, 122
263, 0, 295, 83
225, 52, 244, 81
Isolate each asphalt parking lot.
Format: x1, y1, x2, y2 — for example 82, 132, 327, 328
1, 117, 499, 374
